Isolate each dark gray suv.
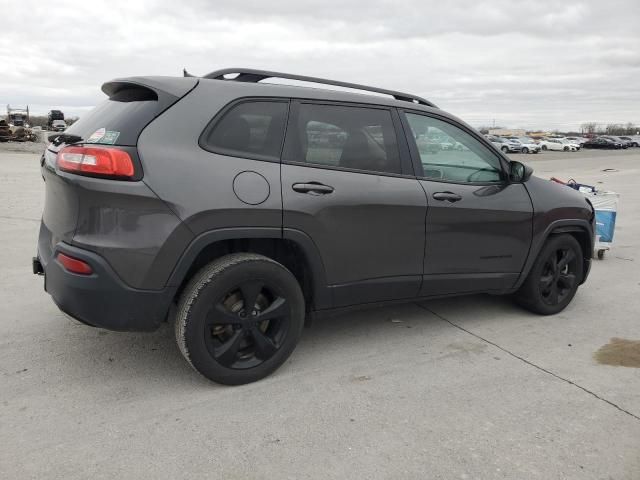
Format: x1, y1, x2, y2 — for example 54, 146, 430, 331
34, 68, 595, 384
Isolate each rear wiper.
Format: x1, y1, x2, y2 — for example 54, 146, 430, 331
48, 133, 82, 146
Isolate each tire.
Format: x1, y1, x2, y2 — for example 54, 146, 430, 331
522, 147, 529, 154
175, 253, 305, 385
541, 145, 547, 151
515, 234, 583, 315
563, 146, 569, 151
501, 146, 509, 153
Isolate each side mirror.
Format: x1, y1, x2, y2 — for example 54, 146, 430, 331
509, 161, 533, 182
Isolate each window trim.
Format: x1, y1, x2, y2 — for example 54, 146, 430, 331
198, 97, 291, 163
281, 99, 416, 178
399, 109, 510, 185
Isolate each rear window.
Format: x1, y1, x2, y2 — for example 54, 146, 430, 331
200, 101, 289, 161
64, 86, 161, 146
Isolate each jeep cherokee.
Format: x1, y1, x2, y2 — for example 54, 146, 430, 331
34, 68, 595, 385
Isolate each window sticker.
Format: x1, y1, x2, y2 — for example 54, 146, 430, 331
86, 128, 106, 143
86, 128, 120, 145
100, 130, 120, 145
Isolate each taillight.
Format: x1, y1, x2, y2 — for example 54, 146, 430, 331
57, 253, 93, 275
57, 145, 134, 179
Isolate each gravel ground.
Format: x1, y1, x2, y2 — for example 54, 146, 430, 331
1, 148, 639, 479
0, 130, 48, 154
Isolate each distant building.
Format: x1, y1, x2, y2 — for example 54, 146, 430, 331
488, 128, 526, 137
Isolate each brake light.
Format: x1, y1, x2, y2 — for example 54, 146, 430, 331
57, 253, 93, 275
57, 146, 134, 179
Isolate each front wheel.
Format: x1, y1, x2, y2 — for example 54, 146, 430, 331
175, 253, 305, 385
563, 146, 569, 151
541, 145, 548, 151
522, 147, 529, 154
515, 234, 583, 315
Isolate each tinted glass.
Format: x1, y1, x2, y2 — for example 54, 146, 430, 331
65, 87, 160, 146
405, 113, 503, 183
203, 101, 288, 161
286, 103, 401, 174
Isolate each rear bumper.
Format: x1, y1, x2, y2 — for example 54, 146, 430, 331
37, 240, 174, 332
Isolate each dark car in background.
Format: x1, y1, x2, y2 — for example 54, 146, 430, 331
34, 68, 595, 385
583, 137, 624, 149
616, 136, 638, 147
601, 136, 630, 148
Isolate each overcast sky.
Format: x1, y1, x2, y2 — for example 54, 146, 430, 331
2, 0, 639, 131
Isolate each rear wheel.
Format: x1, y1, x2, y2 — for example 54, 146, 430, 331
515, 234, 583, 315
501, 146, 509, 153
522, 147, 529, 154
175, 253, 305, 385
541, 145, 548, 151
563, 146, 569, 151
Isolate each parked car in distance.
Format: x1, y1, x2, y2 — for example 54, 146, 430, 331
565, 136, 588, 145
560, 138, 581, 151
617, 136, 638, 147
539, 138, 577, 151
33, 68, 595, 385
507, 137, 541, 154
600, 136, 629, 149
583, 137, 623, 149
486, 135, 523, 153
50, 120, 66, 132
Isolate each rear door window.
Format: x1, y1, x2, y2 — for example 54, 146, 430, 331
284, 103, 401, 175
200, 101, 289, 161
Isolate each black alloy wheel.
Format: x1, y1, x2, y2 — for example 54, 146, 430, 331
538, 247, 578, 306
206, 280, 290, 369
175, 253, 305, 385
515, 234, 583, 315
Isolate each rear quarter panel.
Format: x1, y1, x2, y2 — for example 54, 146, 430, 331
137, 81, 284, 235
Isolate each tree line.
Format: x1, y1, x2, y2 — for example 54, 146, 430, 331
580, 122, 638, 136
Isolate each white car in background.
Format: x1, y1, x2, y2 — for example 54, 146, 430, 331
539, 138, 579, 151
507, 137, 541, 154
565, 136, 588, 145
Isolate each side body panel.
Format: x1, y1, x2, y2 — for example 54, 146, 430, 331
280, 100, 427, 307
282, 163, 427, 306
419, 180, 533, 294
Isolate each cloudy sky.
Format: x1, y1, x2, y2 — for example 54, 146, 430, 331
2, 0, 639, 131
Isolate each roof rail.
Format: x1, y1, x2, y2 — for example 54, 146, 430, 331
187, 67, 437, 108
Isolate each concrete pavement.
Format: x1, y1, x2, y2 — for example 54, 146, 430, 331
1, 148, 639, 479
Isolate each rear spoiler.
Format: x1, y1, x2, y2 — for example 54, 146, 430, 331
102, 76, 198, 99
100, 76, 199, 115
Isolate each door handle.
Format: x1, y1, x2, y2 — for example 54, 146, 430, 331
432, 191, 462, 202
292, 182, 334, 195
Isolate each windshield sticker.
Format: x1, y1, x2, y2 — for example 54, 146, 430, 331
86, 128, 106, 143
